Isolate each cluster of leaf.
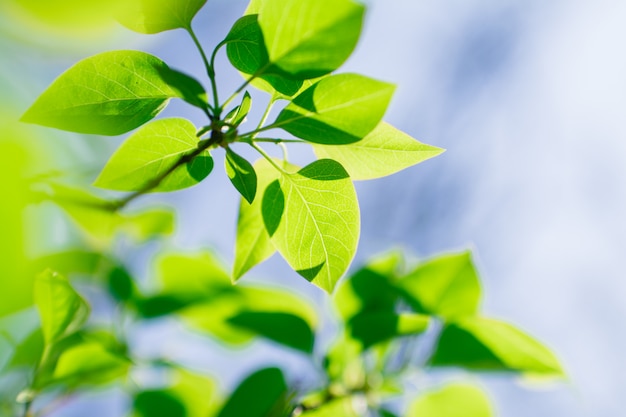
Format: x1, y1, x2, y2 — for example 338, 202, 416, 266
5, 0, 566, 416
21, 0, 443, 294
0, 247, 563, 417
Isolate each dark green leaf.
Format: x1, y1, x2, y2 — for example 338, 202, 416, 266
134, 390, 187, 417
407, 383, 493, 417
258, 0, 365, 78
95, 118, 213, 192
216, 367, 287, 417
158, 68, 208, 110
262, 159, 359, 293
116, 0, 207, 34
22, 51, 190, 135
313, 122, 444, 180
228, 311, 314, 353
225, 148, 257, 204
398, 251, 481, 320
273, 74, 395, 144
107, 266, 136, 302
349, 312, 429, 350
430, 317, 564, 376
34, 270, 89, 345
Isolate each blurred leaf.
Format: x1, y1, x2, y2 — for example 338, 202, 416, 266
274, 74, 395, 144
224, 91, 252, 127
122, 208, 175, 243
262, 159, 359, 293
225, 148, 257, 204
53, 340, 130, 386
169, 369, 221, 417
313, 122, 444, 180
300, 397, 361, 417
30, 250, 110, 277
107, 266, 136, 302
34, 271, 89, 345
324, 334, 365, 387
216, 367, 287, 417
95, 118, 213, 192
0, 309, 43, 372
430, 317, 564, 376
228, 311, 314, 353
134, 390, 187, 417
407, 383, 493, 417
398, 252, 481, 320
21, 51, 192, 135
116, 0, 207, 34
258, 0, 365, 78
158, 252, 232, 294
233, 159, 279, 280
349, 312, 429, 350
225, 14, 303, 97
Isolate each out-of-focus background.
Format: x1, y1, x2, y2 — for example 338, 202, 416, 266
2, 0, 625, 415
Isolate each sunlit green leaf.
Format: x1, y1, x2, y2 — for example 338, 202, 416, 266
169, 369, 221, 417
225, 14, 303, 97
95, 118, 213, 192
30, 250, 109, 278
34, 271, 89, 345
225, 148, 257, 204
216, 367, 287, 417
262, 159, 359, 292
398, 252, 481, 320
158, 251, 232, 294
158, 68, 208, 110
313, 122, 444, 180
233, 159, 279, 280
430, 317, 564, 376
224, 91, 252, 127
53, 341, 130, 385
407, 383, 493, 417
258, 0, 365, 78
273, 74, 395, 144
228, 311, 314, 353
349, 312, 429, 349
22, 51, 194, 135
116, 0, 207, 34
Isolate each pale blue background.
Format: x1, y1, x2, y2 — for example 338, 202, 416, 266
4, 0, 625, 416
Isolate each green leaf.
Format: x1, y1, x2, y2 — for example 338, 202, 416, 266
122, 208, 176, 242
95, 118, 213, 192
430, 317, 564, 376
107, 266, 136, 302
116, 0, 207, 34
53, 341, 130, 385
272, 74, 395, 144
313, 122, 444, 180
407, 383, 493, 417
300, 397, 361, 417
34, 271, 89, 345
262, 159, 360, 292
258, 0, 365, 78
228, 311, 314, 353
225, 14, 303, 97
134, 390, 187, 417
398, 251, 481, 320
21, 51, 193, 135
224, 91, 252, 127
233, 159, 279, 280
349, 312, 429, 350
168, 369, 221, 417
158, 251, 232, 294
157, 68, 209, 110
225, 148, 257, 204
30, 250, 110, 277
216, 367, 287, 417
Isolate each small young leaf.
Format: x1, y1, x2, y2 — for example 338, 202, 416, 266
22, 51, 191, 135
224, 91, 252, 127
398, 251, 481, 321
116, 0, 207, 34
34, 271, 90, 345
95, 118, 213, 192
225, 14, 303, 97
313, 122, 444, 180
225, 148, 257, 204
228, 311, 314, 353
216, 367, 287, 417
273, 74, 395, 144
262, 159, 360, 293
258, 0, 365, 78
407, 383, 494, 417
233, 159, 279, 280
430, 317, 564, 376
